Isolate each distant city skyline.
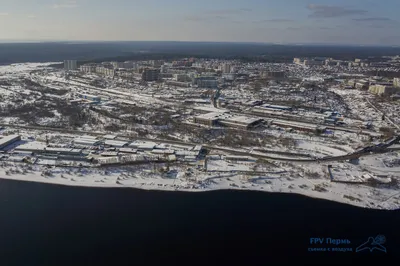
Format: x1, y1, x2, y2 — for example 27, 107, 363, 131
1, 0, 400, 45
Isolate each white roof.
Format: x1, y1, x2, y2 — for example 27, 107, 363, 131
15, 141, 46, 151
7, 156, 25, 162
101, 151, 119, 156
118, 148, 137, 153
104, 140, 128, 147
170, 144, 194, 150
168, 155, 177, 161
136, 144, 156, 149
193, 106, 228, 113
272, 119, 317, 129
222, 115, 261, 124
73, 139, 99, 145
0, 134, 20, 146
225, 155, 254, 160
12, 151, 33, 155
262, 104, 292, 109
175, 151, 198, 156
151, 149, 175, 154
193, 145, 203, 151
103, 135, 117, 140
129, 141, 157, 148
252, 108, 285, 115
155, 144, 170, 149
195, 112, 234, 121
97, 157, 119, 164
45, 147, 82, 153
79, 135, 98, 140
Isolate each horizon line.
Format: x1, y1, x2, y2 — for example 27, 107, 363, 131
0, 39, 399, 48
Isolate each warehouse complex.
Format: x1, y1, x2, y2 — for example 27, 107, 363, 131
0, 135, 21, 150
193, 112, 263, 129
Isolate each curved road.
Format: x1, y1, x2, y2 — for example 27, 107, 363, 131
365, 97, 400, 130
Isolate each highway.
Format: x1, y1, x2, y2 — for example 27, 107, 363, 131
1, 123, 398, 164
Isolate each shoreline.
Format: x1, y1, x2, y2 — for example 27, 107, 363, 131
0, 174, 397, 211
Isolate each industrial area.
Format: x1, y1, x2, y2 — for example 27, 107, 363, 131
0, 56, 400, 210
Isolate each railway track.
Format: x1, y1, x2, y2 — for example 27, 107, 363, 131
2, 123, 398, 164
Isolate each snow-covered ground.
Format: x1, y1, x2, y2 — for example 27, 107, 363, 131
1, 157, 399, 210
0, 62, 399, 211
0, 62, 58, 74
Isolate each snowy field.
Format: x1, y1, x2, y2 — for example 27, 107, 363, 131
0, 62, 399, 211
1, 158, 399, 210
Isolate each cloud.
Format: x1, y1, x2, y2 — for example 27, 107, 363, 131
184, 15, 205, 22
207, 8, 252, 15
352, 17, 392, 22
285, 26, 313, 31
0, 12, 9, 16
183, 8, 251, 23
306, 4, 367, 18
253, 19, 294, 23
214, 16, 228, 20
52, 0, 78, 9
286, 27, 301, 31
368, 25, 386, 29
27, 15, 37, 19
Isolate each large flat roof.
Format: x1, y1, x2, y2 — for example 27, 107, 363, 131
15, 141, 46, 150
193, 106, 229, 113
196, 110, 236, 120
262, 104, 292, 109
272, 119, 318, 129
194, 112, 225, 121
104, 140, 128, 147
222, 115, 262, 124
0, 134, 20, 146
79, 135, 98, 140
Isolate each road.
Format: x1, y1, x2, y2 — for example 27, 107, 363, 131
365, 97, 400, 130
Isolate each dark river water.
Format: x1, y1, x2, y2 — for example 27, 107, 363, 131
0, 179, 398, 265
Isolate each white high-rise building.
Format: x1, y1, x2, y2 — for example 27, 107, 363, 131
80, 64, 97, 73
221, 63, 231, 74
111, 62, 124, 69
394, 78, 400, 88
123, 61, 135, 69
64, 60, 78, 71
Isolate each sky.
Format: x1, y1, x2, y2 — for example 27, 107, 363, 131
0, 0, 400, 45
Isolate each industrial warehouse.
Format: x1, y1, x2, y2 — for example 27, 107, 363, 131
0, 135, 22, 150
193, 112, 263, 129
2, 133, 207, 168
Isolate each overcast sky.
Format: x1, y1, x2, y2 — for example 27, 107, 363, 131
0, 0, 399, 45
